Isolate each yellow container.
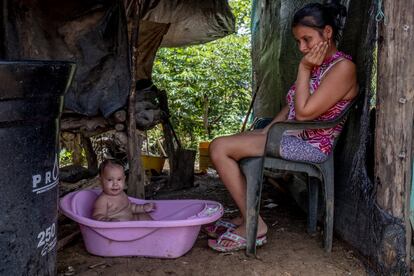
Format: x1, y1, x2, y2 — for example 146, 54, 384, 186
199, 141, 213, 172
141, 154, 166, 174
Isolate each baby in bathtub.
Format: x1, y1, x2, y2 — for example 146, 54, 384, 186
92, 159, 155, 222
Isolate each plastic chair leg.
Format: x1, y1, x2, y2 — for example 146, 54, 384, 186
322, 161, 334, 253
240, 157, 264, 257
307, 177, 319, 235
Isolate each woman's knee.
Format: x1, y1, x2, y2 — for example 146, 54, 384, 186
209, 137, 226, 162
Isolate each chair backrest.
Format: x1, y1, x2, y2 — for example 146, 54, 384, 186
262, 96, 359, 159
331, 97, 359, 150
251, 117, 273, 130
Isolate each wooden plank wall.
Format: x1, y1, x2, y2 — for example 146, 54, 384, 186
376, 0, 414, 268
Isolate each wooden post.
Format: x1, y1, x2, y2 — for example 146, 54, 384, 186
375, 0, 414, 269
71, 134, 84, 166
127, 1, 144, 198
162, 122, 176, 170
80, 135, 98, 175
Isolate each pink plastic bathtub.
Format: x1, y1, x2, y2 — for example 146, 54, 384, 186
59, 189, 223, 258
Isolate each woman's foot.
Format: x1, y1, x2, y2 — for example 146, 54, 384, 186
208, 218, 268, 251
208, 230, 267, 252
217, 219, 268, 248
228, 216, 243, 226
203, 216, 244, 238
208, 220, 268, 252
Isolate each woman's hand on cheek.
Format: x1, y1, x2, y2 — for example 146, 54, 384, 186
300, 41, 329, 71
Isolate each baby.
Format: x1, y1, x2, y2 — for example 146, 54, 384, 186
92, 159, 155, 222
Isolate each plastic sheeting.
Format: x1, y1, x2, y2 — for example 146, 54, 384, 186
141, 0, 235, 47
136, 0, 235, 79
0, 0, 130, 117
135, 20, 170, 80
0, 0, 235, 117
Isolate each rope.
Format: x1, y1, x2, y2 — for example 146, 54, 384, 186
375, 0, 385, 23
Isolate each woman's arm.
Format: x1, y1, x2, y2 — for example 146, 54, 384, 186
260, 105, 289, 134
294, 42, 357, 121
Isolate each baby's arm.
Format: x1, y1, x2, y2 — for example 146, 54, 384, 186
130, 202, 155, 214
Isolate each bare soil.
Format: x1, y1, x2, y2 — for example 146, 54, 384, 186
57, 172, 366, 276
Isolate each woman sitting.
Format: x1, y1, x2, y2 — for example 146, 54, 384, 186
206, 0, 358, 252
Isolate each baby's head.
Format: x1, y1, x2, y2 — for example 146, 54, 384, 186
99, 159, 126, 196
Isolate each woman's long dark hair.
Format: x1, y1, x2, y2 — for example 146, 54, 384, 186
292, 0, 347, 42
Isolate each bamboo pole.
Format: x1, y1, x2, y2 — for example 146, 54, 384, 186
375, 0, 414, 268
127, 1, 144, 198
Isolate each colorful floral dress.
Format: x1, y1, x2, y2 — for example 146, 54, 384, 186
283, 51, 352, 156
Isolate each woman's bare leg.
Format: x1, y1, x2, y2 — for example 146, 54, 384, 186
209, 130, 268, 246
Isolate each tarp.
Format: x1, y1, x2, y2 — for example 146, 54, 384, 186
141, 0, 235, 47
135, 0, 235, 79
0, 1, 130, 117
0, 0, 235, 117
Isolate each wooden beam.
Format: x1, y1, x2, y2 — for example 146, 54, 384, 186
61, 116, 111, 137
375, 0, 414, 269
126, 1, 144, 198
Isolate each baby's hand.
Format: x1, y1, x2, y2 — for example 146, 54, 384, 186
143, 202, 155, 213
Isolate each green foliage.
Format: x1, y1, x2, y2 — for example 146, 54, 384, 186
59, 147, 87, 167
59, 148, 73, 167
152, 0, 252, 150
228, 0, 252, 34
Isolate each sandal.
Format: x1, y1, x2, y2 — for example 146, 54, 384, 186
202, 220, 237, 239
208, 230, 267, 252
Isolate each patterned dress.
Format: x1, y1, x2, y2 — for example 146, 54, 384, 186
281, 51, 352, 162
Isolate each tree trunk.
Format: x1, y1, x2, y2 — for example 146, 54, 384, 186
80, 135, 98, 176
168, 148, 196, 190
162, 122, 176, 170
375, 0, 414, 268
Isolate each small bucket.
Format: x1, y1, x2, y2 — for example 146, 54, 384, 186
141, 154, 166, 174
198, 141, 213, 172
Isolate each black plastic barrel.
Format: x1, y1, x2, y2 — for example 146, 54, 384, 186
0, 61, 76, 275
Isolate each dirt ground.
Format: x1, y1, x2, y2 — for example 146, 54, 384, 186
57, 171, 366, 276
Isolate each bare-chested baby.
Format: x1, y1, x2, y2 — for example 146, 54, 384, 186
92, 159, 155, 222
